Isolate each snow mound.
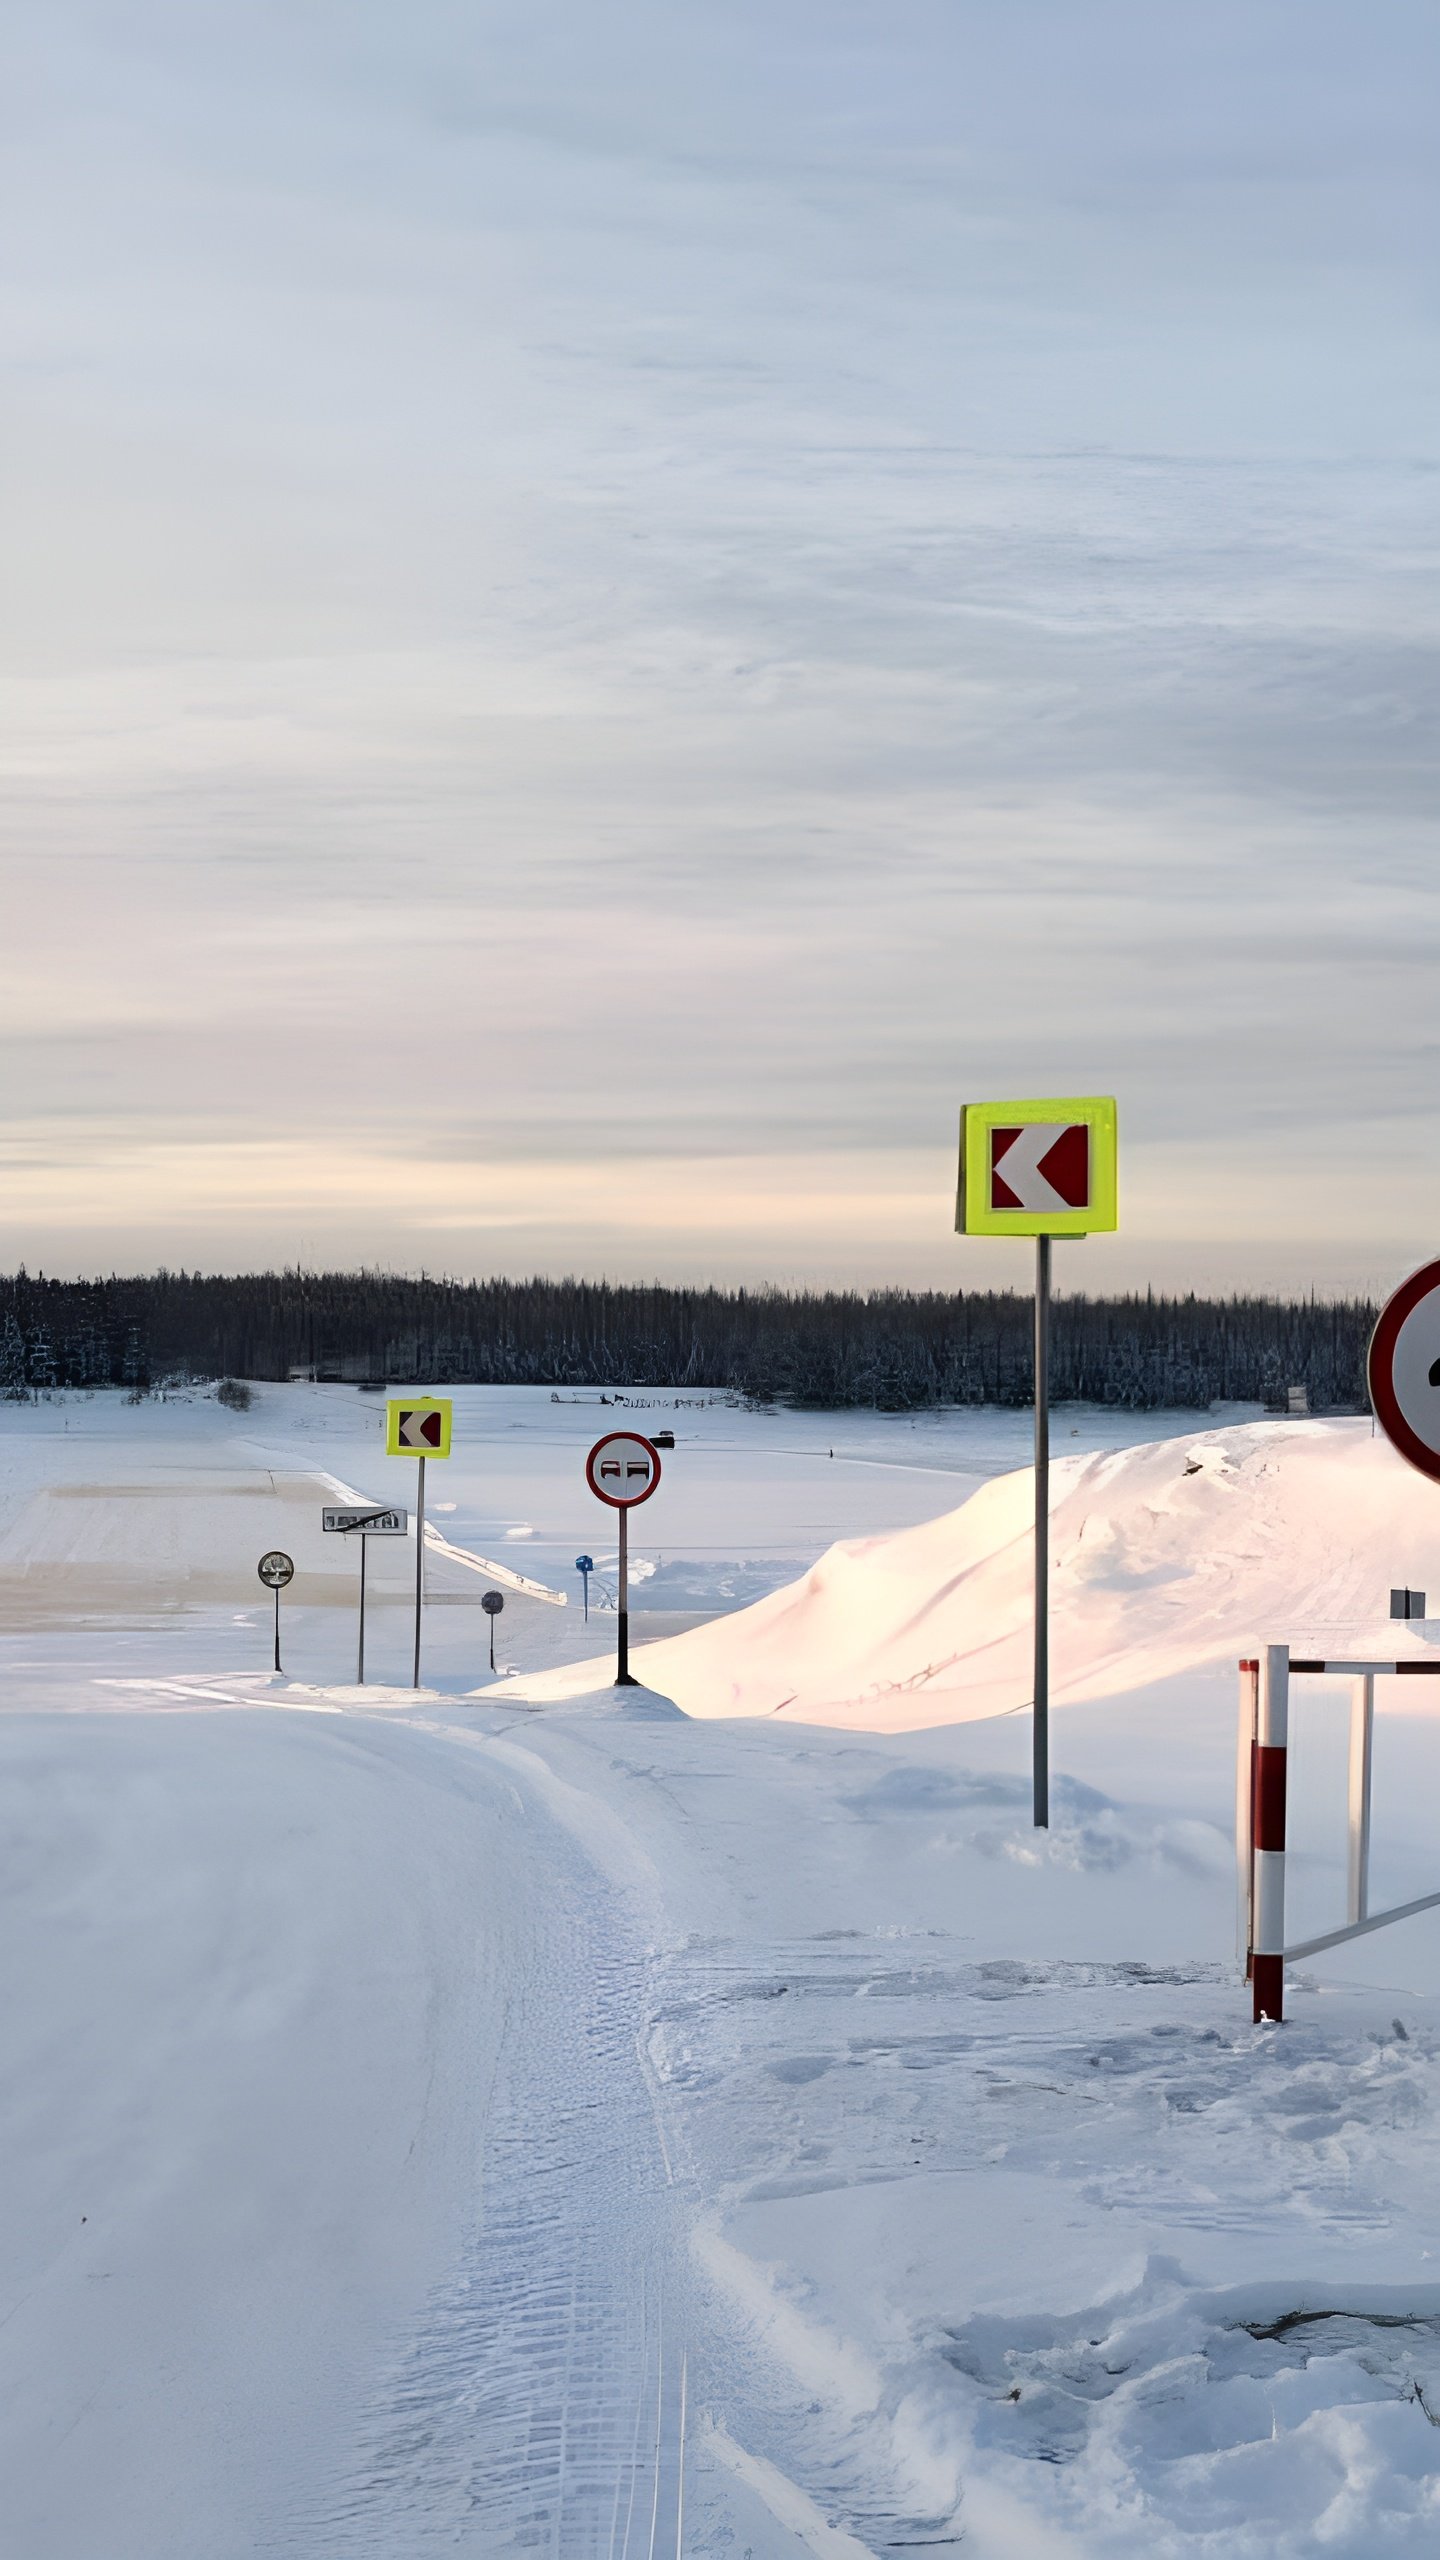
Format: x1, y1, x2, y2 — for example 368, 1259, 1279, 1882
509, 1420, 1440, 1731
484, 1678, 688, 1722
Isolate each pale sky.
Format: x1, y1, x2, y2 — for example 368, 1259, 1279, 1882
4, 2, 1438, 1295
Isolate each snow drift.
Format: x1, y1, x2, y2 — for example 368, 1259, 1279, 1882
508, 1419, 1440, 1729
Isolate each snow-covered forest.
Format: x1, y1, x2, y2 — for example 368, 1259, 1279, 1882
0, 1268, 1375, 1410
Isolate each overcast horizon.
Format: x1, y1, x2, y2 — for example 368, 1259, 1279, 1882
4, 4, 1439, 1301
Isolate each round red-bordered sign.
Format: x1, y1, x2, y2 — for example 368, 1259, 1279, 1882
585, 1431, 662, 1508
1368, 1258, 1440, 1485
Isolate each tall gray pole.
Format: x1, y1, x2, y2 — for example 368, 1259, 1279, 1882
616, 1505, 636, 1686
412, 1453, 426, 1690
1034, 1234, 1051, 1829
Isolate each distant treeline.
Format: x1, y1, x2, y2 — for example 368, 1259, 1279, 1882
0, 1268, 1376, 1413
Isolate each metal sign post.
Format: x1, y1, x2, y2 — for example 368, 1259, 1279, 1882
619, 1509, 631, 1680
322, 1506, 407, 1684
385, 1400, 453, 1691
481, 1587, 504, 1671
1033, 1233, 1051, 1827
413, 1456, 426, 1687
956, 1096, 1118, 1829
257, 1550, 294, 1673
585, 1433, 662, 1688
575, 1554, 594, 1621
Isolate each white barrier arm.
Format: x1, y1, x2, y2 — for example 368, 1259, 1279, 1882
1286, 1886, 1440, 1963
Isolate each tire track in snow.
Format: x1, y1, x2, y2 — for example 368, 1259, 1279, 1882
298, 1771, 690, 2557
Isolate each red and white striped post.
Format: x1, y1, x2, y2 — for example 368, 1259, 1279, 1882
1251, 1642, 1289, 2022
1239, 1648, 1440, 2025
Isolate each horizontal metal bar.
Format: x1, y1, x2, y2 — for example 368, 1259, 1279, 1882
1239, 1657, 1440, 1678
1287, 1660, 1440, 1677
1284, 1886, 1440, 1961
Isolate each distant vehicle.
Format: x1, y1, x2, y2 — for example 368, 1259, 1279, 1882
651, 1430, 675, 1448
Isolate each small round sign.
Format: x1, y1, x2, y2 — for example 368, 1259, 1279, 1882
575, 1554, 594, 1574
258, 1550, 294, 1589
1368, 1259, 1440, 1484
481, 1589, 504, 1616
585, 1431, 662, 1509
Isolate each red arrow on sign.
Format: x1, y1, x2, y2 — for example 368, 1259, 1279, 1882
990, 1123, 1090, 1214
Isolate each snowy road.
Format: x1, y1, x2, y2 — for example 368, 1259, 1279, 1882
0, 1704, 701, 2560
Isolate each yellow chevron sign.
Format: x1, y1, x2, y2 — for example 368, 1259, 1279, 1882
956, 1096, 1118, 1237
385, 1398, 453, 1458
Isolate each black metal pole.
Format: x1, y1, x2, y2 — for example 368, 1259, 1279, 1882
357, 1533, 367, 1685
617, 1506, 636, 1685
1034, 1234, 1051, 1828
273, 1582, 282, 1676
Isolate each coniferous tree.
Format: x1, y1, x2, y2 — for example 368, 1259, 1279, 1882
0, 1313, 29, 1402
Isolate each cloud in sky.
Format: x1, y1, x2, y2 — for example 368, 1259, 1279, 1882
2, 1, 1438, 1291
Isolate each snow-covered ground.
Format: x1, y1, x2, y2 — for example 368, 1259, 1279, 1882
5, 1385, 1440, 2555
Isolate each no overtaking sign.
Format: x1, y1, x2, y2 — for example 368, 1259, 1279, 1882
1369, 1260, 1440, 1485
585, 1432, 662, 1507
586, 1432, 662, 1690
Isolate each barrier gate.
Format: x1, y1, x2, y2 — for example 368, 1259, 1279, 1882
1239, 1645, 1440, 2022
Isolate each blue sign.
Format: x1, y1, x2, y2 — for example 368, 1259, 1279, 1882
575, 1553, 594, 1621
